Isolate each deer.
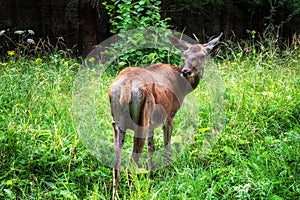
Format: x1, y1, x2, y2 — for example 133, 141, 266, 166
109, 32, 223, 199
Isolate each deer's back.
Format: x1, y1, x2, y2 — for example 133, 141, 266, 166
109, 63, 190, 130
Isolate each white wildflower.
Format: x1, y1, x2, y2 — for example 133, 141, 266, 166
14, 30, 25, 35
27, 38, 35, 45
28, 30, 35, 35
0, 30, 5, 36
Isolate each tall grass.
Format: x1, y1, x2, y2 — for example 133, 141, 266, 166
0, 39, 299, 200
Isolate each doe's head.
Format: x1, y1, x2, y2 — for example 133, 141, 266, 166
168, 32, 223, 78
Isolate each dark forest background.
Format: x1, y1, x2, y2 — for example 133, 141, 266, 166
0, 0, 299, 55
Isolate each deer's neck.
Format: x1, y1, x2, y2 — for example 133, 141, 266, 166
149, 63, 202, 96
191, 72, 202, 89
165, 66, 202, 107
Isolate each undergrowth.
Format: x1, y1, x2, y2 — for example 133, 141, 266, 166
0, 36, 299, 199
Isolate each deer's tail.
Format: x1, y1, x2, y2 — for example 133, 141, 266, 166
119, 83, 131, 106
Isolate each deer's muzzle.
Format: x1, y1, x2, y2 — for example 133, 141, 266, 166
181, 68, 193, 78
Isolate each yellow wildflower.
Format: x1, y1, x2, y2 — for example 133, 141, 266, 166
35, 58, 43, 63
7, 180, 13, 185
199, 127, 211, 133
89, 57, 95, 62
7, 50, 15, 56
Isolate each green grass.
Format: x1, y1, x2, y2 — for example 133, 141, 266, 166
0, 46, 299, 199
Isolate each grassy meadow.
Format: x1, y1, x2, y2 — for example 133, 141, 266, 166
0, 43, 299, 200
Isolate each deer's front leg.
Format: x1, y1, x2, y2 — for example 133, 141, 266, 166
147, 130, 155, 170
163, 117, 174, 155
112, 122, 125, 200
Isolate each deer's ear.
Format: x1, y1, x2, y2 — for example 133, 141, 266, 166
167, 35, 191, 51
204, 32, 223, 52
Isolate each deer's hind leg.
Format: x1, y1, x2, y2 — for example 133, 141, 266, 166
131, 107, 151, 167
129, 87, 154, 167
112, 121, 125, 200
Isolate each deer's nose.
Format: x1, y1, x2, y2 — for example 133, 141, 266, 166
181, 69, 192, 78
